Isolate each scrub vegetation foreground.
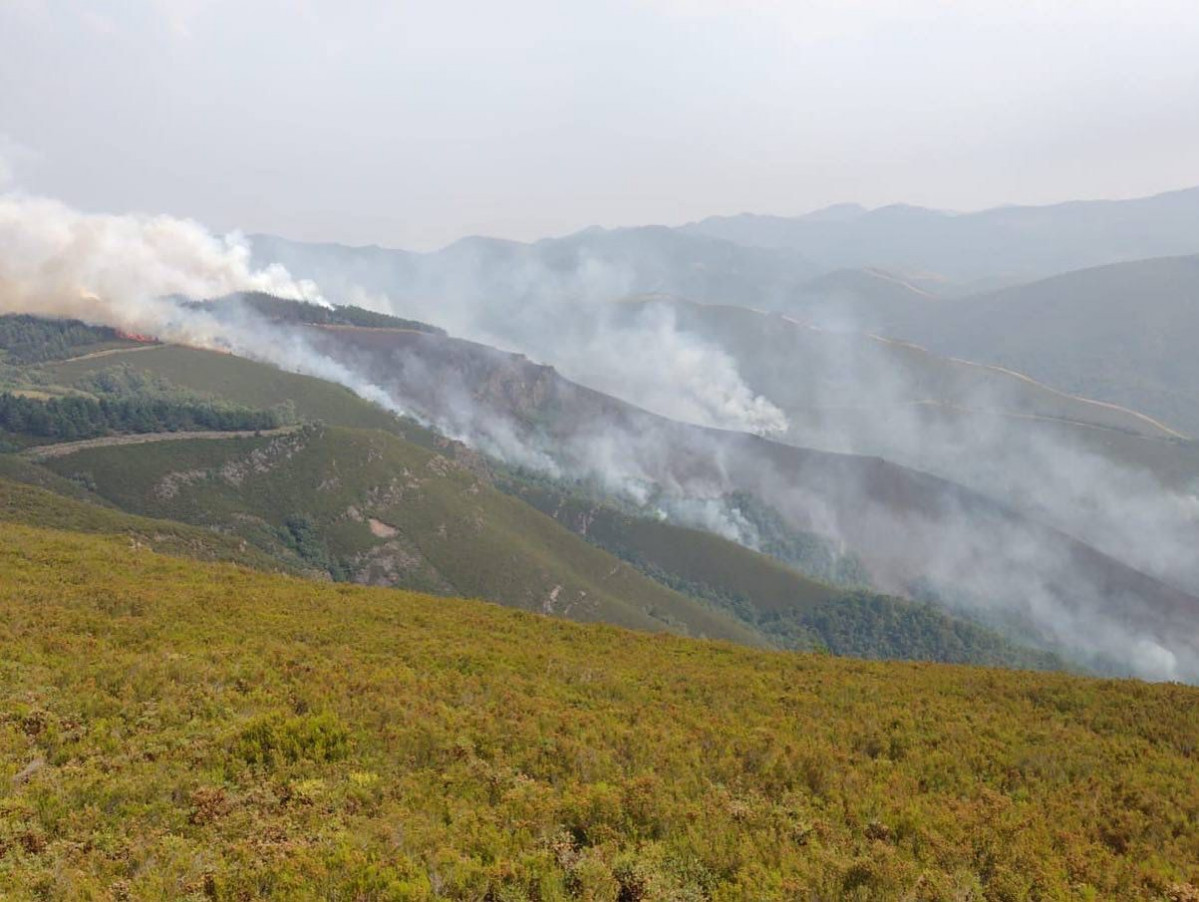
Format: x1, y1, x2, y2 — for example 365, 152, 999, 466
2, 523, 1198, 901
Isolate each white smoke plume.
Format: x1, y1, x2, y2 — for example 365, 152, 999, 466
0, 193, 322, 321
0, 192, 412, 416
255, 235, 790, 438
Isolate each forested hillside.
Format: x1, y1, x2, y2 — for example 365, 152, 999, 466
0, 314, 136, 364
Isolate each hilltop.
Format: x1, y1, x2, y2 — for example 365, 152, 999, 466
195, 292, 446, 335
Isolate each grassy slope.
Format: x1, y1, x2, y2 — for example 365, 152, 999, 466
1, 523, 1197, 900
43, 345, 423, 436
0, 478, 294, 574
37, 425, 760, 644
0, 454, 115, 503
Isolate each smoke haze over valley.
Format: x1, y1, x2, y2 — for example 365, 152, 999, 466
7, 5, 1199, 896
2, 182, 1199, 681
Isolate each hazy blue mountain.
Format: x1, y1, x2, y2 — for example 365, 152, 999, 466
683, 187, 1199, 283
906, 254, 1199, 436
251, 225, 820, 314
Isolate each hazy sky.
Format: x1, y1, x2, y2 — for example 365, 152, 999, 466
2, 0, 1198, 250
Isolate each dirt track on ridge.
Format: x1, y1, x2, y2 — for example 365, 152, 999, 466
20, 426, 300, 461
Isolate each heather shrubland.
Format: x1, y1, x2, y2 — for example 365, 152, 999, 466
1, 523, 1197, 900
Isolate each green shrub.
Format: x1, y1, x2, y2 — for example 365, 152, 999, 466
234, 712, 352, 767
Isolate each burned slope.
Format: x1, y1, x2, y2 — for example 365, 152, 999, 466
301, 324, 1199, 680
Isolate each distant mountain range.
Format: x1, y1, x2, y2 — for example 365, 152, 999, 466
253, 184, 1199, 307
683, 186, 1199, 285
251, 188, 1199, 441
905, 254, 1199, 436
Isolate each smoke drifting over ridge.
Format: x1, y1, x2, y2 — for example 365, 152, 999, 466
0, 191, 783, 522
0, 194, 322, 319
250, 232, 794, 438
2, 191, 1198, 682
0, 193, 411, 415
247, 230, 1199, 682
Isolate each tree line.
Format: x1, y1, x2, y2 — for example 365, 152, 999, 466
0, 315, 125, 365
0, 392, 288, 442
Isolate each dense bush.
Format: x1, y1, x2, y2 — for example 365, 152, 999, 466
235, 713, 352, 767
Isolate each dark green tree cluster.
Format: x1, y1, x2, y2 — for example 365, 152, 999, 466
763, 592, 1064, 670
278, 514, 350, 580
613, 548, 1060, 669
0, 392, 287, 441
727, 490, 873, 587
0, 314, 124, 364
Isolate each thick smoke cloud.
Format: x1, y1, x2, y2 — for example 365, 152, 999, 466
741, 314, 1199, 600
0, 194, 322, 320
254, 236, 790, 437
0, 192, 408, 415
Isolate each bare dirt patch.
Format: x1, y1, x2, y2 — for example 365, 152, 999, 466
368, 518, 398, 538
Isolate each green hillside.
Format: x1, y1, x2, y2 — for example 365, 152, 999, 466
43, 345, 413, 433
35, 424, 761, 643
0, 478, 293, 574
509, 482, 1063, 671
0, 453, 115, 502
1, 523, 1197, 900
0, 320, 1151, 671
27, 419, 1059, 668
